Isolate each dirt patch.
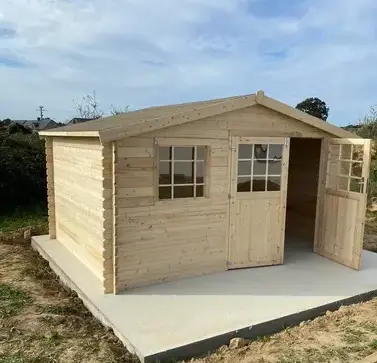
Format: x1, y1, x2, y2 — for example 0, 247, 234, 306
0, 240, 139, 363
189, 303, 377, 363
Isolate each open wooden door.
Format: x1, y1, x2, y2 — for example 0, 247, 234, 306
314, 138, 371, 270
228, 137, 290, 268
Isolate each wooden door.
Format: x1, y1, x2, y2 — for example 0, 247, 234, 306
228, 137, 290, 268
314, 138, 371, 270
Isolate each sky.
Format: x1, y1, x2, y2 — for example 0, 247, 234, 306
1, 0, 377, 125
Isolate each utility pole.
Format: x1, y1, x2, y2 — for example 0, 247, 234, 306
37, 105, 46, 120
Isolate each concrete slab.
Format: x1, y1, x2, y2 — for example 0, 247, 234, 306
32, 235, 377, 362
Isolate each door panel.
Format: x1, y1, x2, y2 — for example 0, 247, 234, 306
314, 138, 371, 269
228, 137, 290, 269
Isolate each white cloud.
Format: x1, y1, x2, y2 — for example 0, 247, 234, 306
0, 0, 376, 124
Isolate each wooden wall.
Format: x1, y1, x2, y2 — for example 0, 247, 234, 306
115, 105, 332, 290
52, 137, 111, 290
114, 137, 229, 290
285, 138, 322, 241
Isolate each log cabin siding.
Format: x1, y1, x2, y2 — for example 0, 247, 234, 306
115, 105, 331, 290
115, 137, 229, 290
53, 137, 105, 282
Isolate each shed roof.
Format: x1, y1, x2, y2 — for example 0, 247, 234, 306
40, 91, 357, 143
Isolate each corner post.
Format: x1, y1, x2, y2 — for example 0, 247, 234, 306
45, 137, 56, 239
102, 142, 116, 293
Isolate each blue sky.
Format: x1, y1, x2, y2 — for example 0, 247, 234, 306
1, 0, 377, 125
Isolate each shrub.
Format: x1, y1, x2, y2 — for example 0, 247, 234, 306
0, 131, 47, 214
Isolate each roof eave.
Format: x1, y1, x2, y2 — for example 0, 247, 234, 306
39, 130, 100, 138
256, 92, 359, 139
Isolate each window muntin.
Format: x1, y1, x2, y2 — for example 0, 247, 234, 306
158, 146, 206, 200
326, 144, 364, 193
237, 143, 283, 192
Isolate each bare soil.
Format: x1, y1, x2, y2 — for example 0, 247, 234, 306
0, 238, 138, 363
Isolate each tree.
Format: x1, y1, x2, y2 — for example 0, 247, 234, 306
110, 105, 130, 116
296, 97, 329, 121
73, 90, 104, 119
7, 123, 32, 135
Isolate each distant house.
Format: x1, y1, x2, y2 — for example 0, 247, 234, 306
12, 118, 58, 131
67, 117, 95, 125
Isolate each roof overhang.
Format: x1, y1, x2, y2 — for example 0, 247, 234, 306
39, 130, 100, 138
39, 91, 358, 142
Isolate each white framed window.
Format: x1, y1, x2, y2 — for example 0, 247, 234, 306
237, 143, 283, 192
158, 146, 206, 200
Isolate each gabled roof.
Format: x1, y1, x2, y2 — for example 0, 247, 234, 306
40, 91, 357, 143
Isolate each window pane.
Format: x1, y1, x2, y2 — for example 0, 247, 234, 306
267, 176, 281, 191
351, 162, 362, 178
196, 162, 204, 183
254, 144, 268, 160
252, 176, 266, 192
339, 161, 350, 176
239, 144, 253, 159
197, 146, 205, 161
253, 160, 266, 175
353, 145, 363, 161
174, 162, 194, 184
338, 176, 348, 191
174, 147, 194, 160
350, 178, 361, 193
268, 160, 282, 175
159, 186, 171, 200
238, 161, 251, 176
159, 162, 171, 184
340, 144, 352, 160
237, 177, 251, 192
174, 185, 194, 198
269, 145, 283, 160
196, 185, 204, 197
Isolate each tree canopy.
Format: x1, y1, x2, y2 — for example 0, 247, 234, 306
295, 97, 329, 121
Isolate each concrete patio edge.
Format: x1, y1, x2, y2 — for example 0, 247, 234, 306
31, 236, 377, 363
146, 288, 377, 362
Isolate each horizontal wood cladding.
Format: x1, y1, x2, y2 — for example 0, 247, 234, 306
53, 137, 105, 282
115, 137, 229, 290
146, 104, 333, 139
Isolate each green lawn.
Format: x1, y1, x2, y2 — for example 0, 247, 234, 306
0, 207, 48, 233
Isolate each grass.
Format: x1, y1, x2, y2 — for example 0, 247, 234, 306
0, 283, 30, 318
0, 207, 48, 233
0, 233, 138, 363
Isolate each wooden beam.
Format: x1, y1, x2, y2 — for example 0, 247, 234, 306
39, 130, 100, 137
102, 142, 115, 294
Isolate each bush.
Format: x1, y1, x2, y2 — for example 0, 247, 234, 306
356, 109, 377, 204
0, 131, 47, 214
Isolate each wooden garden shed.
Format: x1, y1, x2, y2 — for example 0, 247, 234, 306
40, 91, 371, 294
